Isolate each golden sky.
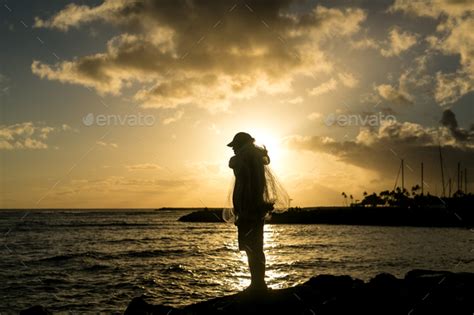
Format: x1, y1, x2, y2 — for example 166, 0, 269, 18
1, 0, 473, 208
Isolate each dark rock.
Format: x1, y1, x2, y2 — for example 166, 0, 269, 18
304, 274, 359, 290
178, 209, 224, 222
20, 270, 473, 314
19, 305, 52, 315
124, 270, 474, 315
368, 272, 401, 288
405, 269, 453, 282
124, 296, 176, 315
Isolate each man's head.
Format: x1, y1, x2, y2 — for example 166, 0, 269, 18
227, 132, 255, 152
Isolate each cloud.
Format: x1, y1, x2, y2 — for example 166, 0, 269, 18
376, 83, 413, 106
96, 140, 118, 148
429, 17, 474, 105
126, 163, 162, 171
435, 71, 473, 106
434, 17, 474, 73
34, 0, 133, 31
380, 27, 418, 57
389, 0, 474, 18
285, 116, 474, 186
32, 1, 367, 110
307, 112, 322, 121
185, 161, 224, 175
338, 72, 359, 88
162, 110, 184, 125
350, 37, 379, 50
0, 73, 10, 95
391, 0, 474, 105
286, 96, 303, 104
308, 78, 337, 96
350, 27, 417, 58
440, 109, 472, 141
208, 123, 221, 135
308, 72, 358, 96
371, 55, 430, 111
57, 176, 192, 195
0, 122, 65, 150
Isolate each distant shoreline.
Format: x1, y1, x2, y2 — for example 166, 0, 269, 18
1, 207, 472, 228
0, 207, 206, 211
178, 207, 473, 228
0, 205, 449, 211
0, 206, 385, 212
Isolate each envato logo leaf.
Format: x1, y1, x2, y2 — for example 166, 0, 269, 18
82, 113, 94, 126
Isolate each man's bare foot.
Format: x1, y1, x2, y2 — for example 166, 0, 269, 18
242, 282, 268, 294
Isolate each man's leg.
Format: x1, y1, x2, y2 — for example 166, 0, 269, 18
246, 246, 266, 288
245, 220, 266, 289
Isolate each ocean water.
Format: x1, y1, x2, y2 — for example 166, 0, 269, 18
0, 209, 472, 313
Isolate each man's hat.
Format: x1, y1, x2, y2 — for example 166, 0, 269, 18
227, 132, 254, 147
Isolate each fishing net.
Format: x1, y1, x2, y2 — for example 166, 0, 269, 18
222, 145, 290, 223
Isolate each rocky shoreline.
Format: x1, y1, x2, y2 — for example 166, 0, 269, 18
120, 269, 474, 315
19, 269, 473, 314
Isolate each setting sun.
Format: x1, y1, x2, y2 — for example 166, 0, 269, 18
249, 129, 283, 164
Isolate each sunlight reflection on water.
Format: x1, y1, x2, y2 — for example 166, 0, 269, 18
1, 210, 472, 313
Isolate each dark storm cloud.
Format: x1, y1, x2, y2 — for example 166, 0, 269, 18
440, 109, 472, 142
440, 109, 459, 130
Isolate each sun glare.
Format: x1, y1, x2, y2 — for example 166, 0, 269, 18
246, 129, 283, 166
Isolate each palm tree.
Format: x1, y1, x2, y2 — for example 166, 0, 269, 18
341, 192, 347, 206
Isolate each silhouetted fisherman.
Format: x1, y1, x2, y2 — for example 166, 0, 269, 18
228, 132, 274, 292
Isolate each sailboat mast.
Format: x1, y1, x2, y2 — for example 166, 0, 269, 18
438, 145, 445, 197
421, 162, 424, 195
401, 159, 405, 192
